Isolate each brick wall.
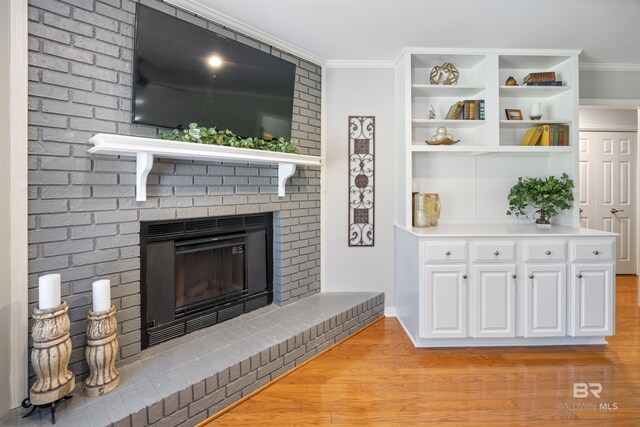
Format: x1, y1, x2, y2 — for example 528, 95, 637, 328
27, 0, 322, 378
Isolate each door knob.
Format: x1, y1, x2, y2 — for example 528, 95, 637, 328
529, 274, 534, 279
577, 273, 583, 279
610, 208, 624, 214
494, 251, 500, 256
445, 251, 451, 256
512, 274, 517, 279
579, 208, 584, 214
462, 274, 468, 279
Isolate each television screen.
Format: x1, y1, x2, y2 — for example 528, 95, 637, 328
133, 4, 296, 139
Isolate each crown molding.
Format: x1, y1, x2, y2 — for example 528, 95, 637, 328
580, 63, 640, 72
325, 60, 396, 69
164, 0, 326, 66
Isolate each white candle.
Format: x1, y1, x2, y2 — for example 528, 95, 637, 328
92, 279, 111, 312
530, 102, 542, 117
38, 274, 61, 310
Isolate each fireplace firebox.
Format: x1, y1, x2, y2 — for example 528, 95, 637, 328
141, 213, 273, 348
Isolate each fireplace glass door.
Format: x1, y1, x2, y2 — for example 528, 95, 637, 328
175, 234, 247, 313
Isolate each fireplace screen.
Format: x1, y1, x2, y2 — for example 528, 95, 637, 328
141, 213, 273, 348
175, 235, 246, 312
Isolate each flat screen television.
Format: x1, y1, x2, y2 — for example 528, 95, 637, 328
133, 4, 296, 139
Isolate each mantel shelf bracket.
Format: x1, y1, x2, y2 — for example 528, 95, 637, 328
136, 152, 154, 201
277, 163, 296, 197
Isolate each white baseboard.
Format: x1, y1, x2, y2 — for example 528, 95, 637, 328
384, 306, 397, 317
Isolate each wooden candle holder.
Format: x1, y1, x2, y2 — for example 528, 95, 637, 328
29, 301, 75, 405
84, 305, 120, 396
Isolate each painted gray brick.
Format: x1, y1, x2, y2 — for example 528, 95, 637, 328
72, 62, 119, 82
30, 0, 71, 16
29, 22, 71, 44
29, 82, 69, 101
42, 70, 93, 91
43, 12, 94, 36
42, 40, 94, 64
95, 27, 133, 49
29, 52, 69, 72
28, 0, 322, 382
41, 99, 93, 118
73, 7, 119, 31
96, 2, 136, 24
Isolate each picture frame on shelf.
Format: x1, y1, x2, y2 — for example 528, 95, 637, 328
505, 109, 523, 120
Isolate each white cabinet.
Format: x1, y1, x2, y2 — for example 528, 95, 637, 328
570, 263, 615, 336
472, 264, 516, 338
523, 264, 566, 337
422, 265, 468, 338
402, 227, 617, 347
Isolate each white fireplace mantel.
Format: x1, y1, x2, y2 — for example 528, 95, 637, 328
88, 133, 322, 201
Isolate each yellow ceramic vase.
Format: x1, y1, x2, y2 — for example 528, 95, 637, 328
414, 193, 440, 228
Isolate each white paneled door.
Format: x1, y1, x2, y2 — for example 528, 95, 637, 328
579, 132, 636, 274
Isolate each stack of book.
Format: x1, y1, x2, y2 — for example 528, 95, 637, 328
523, 72, 563, 87
445, 100, 485, 120
520, 124, 570, 146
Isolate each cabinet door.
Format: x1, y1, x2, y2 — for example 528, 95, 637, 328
422, 265, 467, 338
570, 264, 615, 336
524, 264, 566, 337
472, 265, 516, 338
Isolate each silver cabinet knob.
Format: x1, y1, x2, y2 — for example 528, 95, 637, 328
445, 251, 451, 256
512, 274, 517, 279
593, 250, 599, 255
494, 251, 500, 256
577, 273, 583, 278
545, 250, 551, 255
462, 274, 467, 279
529, 274, 534, 279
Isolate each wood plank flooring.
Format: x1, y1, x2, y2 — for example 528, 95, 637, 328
205, 276, 640, 425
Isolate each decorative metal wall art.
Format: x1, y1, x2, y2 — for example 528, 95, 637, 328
348, 116, 375, 247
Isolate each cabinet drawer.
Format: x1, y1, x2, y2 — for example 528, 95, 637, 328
572, 240, 614, 262
524, 241, 567, 262
424, 241, 467, 263
471, 241, 516, 263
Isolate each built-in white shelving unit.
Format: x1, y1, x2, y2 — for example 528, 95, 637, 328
396, 48, 581, 228
394, 49, 618, 350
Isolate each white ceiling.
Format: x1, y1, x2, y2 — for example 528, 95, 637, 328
190, 0, 640, 64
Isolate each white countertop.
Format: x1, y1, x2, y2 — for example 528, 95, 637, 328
396, 223, 617, 238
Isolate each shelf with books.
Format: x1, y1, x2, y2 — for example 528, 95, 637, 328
499, 85, 571, 97
499, 120, 571, 128
412, 119, 486, 128
411, 84, 486, 97
499, 123, 571, 147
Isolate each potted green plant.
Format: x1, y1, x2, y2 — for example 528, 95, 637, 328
506, 173, 574, 227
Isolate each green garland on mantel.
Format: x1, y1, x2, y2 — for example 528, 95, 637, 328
157, 123, 299, 154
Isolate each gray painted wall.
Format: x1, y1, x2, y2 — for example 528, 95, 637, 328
579, 107, 638, 129
27, 0, 321, 378
580, 70, 640, 101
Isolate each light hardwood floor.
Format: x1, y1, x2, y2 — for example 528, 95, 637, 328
206, 276, 639, 426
